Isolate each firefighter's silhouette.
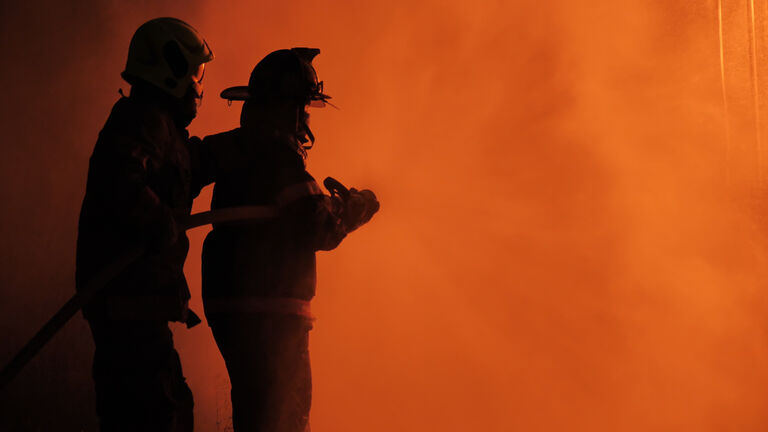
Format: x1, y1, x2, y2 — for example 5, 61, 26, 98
76, 18, 213, 432
198, 48, 379, 431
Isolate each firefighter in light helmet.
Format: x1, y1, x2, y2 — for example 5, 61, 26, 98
76, 17, 212, 431
198, 48, 379, 431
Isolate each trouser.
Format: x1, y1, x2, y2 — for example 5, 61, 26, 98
88, 319, 194, 432
207, 312, 313, 432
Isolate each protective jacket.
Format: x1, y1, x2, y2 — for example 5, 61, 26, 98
200, 128, 347, 307
76, 95, 204, 322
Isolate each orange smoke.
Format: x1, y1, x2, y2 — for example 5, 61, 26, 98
171, 1, 768, 430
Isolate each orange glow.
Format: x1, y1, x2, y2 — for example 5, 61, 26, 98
171, 1, 768, 430
4, 1, 768, 431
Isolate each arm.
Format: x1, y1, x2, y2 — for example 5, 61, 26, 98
89, 129, 176, 248
188, 129, 243, 198
277, 176, 348, 251
273, 150, 347, 251
186, 135, 216, 199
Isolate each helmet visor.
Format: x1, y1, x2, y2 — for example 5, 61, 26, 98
191, 63, 205, 83
308, 80, 332, 108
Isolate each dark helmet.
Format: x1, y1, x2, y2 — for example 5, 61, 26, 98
220, 47, 331, 107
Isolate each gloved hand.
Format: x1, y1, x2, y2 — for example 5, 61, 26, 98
342, 188, 380, 232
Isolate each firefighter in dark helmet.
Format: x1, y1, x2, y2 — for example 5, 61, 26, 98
76, 18, 213, 431
198, 48, 379, 431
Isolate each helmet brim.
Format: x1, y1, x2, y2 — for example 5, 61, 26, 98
309, 92, 334, 108
220, 86, 334, 108
220, 86, 251, 101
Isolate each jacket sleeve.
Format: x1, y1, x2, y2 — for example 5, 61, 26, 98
186, 135, 216, 199
274, 151, 347, 251
189, 129, 243, 198
89, 127, 174, 240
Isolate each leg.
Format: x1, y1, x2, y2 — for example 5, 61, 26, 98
89, 319, 194, 432
208, 313, 312, 432
271, 318, 312, 432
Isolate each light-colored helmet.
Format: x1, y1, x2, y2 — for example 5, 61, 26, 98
122, 17, 213, 98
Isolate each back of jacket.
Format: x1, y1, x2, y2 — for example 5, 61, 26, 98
201, 128, 346, 302
76, 96, 195, 322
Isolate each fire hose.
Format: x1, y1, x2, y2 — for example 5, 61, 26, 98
0, 203, 286, 391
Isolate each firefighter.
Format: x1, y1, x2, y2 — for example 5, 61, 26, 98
199, 48, 379, 431
76, 18, 213, 431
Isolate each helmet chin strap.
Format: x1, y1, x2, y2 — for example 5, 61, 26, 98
298, 122, 315, 148
295, 105, 315, 155
271, 105, 314, 159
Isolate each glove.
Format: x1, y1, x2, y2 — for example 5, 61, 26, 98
342, 188, 380, 232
